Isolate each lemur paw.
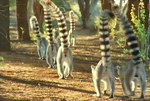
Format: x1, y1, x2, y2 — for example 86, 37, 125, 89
65, 74, 73, 79
38, 57, 42, 60
59, 75, 65, 79
93, 94, 102, 98
109, 95, 114, 98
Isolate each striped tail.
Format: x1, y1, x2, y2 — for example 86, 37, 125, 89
60, 7, 66, 18
119, 15, 142, 65
49, 2, 69, 52
69, 10, 76, 34
99, 17, 111, 63
43, 7, 54, 45
99, 10, 115, 65
30, 16, 41, 39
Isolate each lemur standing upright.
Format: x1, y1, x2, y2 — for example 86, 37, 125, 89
40, 0, 74, 79
91, 10, 116, 98
30, 16, 48, 60
111, 4, 147, 98
40, 1, 58, 69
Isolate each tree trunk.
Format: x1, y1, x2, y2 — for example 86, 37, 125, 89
78, 0, 91, 28
101, 0, 111, 10
16, 0, 30, 41
33, 0, 44, 31
0, 0, 11, 51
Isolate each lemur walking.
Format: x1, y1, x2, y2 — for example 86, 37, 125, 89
40, 0, 74, 79
30, 16, 48, 60
112, 4, 147, 98
40, 1, 58, 69
91, 10, 116, 98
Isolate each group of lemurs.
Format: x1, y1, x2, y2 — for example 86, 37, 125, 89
30, 0, 147, 99
30, 0, 76, 79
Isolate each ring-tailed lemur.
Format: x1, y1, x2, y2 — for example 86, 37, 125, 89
30, 16, 48, 60
112, 4, 147, 98
60, 7, 66, 18
42, 1, 74, 79
91, 10, 116, 98
40, 0, 58, 69
68, 10, 76, 47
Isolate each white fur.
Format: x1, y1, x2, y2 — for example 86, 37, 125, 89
118, 61, 147, 98
91, 60, 115, 98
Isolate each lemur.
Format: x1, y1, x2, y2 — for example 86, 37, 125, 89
30, 16, 48, 60
111, 4, 147, 98
40, 0, 74, 79
91, 10, 116, 98
68, 10, 76, 47
40, 0, 58, 69
52, 8, 76, 47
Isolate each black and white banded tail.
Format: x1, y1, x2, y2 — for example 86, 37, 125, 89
30, 16, 41, 39
99, 17, 110, 61
69, 10, 75, 34
49, 2, 69, 53
43, 7, 54, 45
99, 10, 115, 64
119, 15, 142, 65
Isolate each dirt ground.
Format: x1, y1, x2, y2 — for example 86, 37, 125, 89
0, 27, 150, 101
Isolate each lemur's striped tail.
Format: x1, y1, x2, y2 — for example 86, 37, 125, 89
99, 10, 115, 65
99, 17, 111, 62
48, 2, 69, 52
60, 7, 66, 18
30, 16, 41, 39
69, 10, 75, 34
43, 7, 54, 44
112, 4, 142, 65
120, 15, 142, 65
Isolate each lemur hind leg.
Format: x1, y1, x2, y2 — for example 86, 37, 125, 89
108, 71, 115, 98
63, 49, 73, 79
138, 64, 147, 98
91, 63, 103, 98
56, 47, 64, 79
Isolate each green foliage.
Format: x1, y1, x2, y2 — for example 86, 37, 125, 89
130, 0, 148, 60
110, 17, 128, 53
9, 0, 16, 11
88, 1, 102, 30
0, 56, 5, 62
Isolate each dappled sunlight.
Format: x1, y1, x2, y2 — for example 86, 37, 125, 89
0, 27, 149, 100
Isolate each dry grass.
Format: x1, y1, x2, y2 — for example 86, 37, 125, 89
0, 27, 150, 101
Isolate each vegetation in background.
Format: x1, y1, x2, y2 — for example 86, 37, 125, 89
0, 56, 5, 62
9, 0, 16, 11
130, 0, 148, 60
0, 56, 5, 69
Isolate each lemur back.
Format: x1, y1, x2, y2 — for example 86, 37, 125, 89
41, 1, 74, 79
112, 4, 147, 98
91, 10, 116, 98
30, 16, 48, 60
40, 1, 58, 69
